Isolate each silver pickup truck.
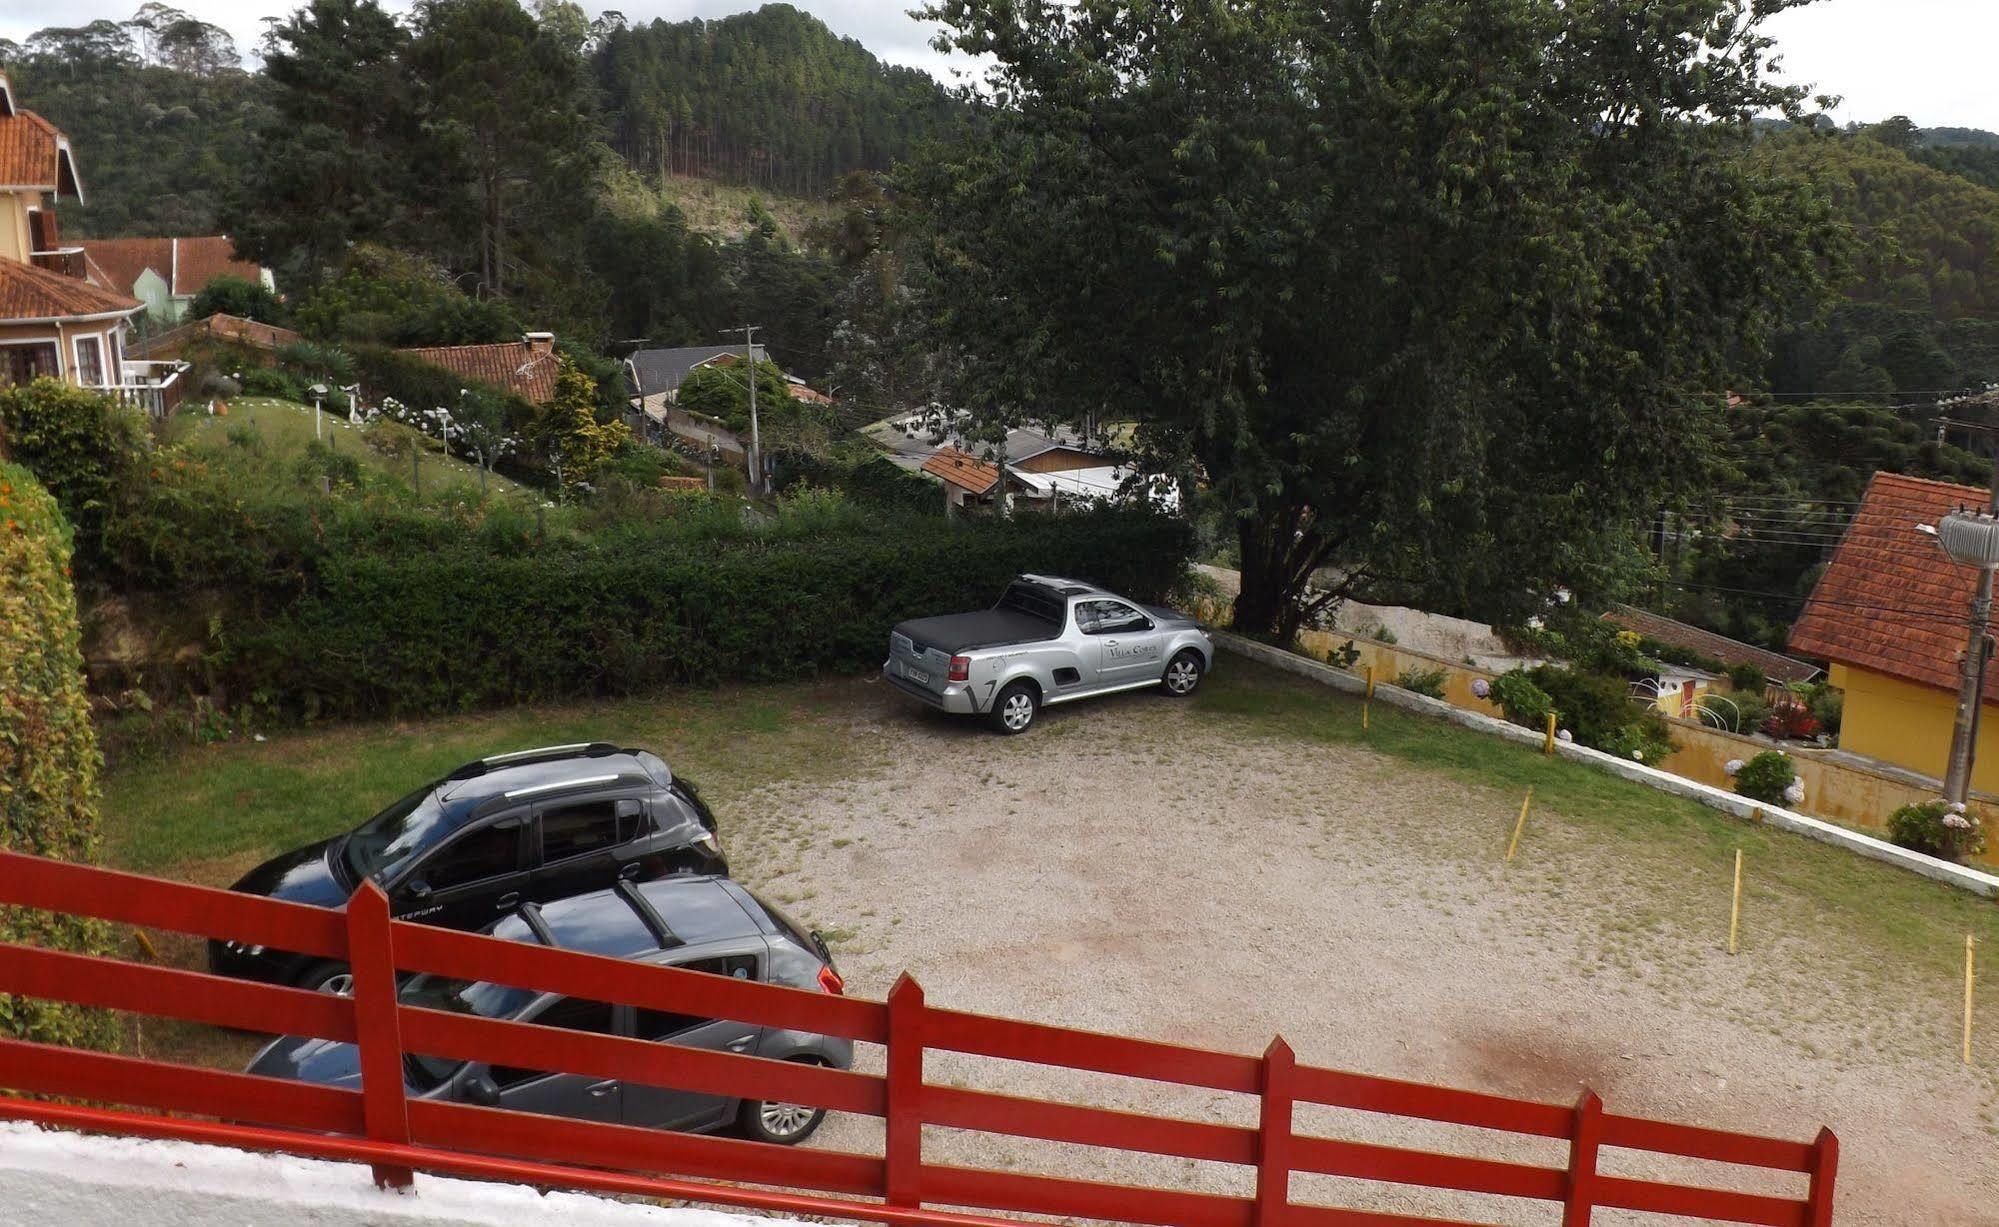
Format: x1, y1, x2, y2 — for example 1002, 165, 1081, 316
883, 574, 1214, 734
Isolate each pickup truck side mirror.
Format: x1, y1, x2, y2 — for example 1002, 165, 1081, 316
462, 1072, 500, 1107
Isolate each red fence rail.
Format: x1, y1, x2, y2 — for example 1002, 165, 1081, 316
0, 850, 1837, 1226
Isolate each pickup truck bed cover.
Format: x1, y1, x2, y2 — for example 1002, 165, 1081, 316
894, 610, 1058, 655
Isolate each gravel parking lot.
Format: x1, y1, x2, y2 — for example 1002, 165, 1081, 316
712, 664, 1999, 1226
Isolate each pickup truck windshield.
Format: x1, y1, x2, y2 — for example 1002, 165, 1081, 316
343, 787, 449, 884
995, 583, 1064, 625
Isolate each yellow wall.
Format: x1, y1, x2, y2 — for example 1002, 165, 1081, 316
1832, 663, 1999, 796
0, 191, 32, 265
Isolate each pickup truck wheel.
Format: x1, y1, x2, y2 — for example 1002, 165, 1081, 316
991, 682, 1038, 734
1162, 650, 1204, 697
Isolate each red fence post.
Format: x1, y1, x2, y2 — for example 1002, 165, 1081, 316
1561, 1089, 1603, 1227
884, 973, 925, 1207
1255, 1036, 1295, 1227
347, 882, 413, 1189
1805, 1127, 1839, 1227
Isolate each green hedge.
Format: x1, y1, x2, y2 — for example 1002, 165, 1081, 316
0, 462, 116, 1048
236, 508, 1192, 715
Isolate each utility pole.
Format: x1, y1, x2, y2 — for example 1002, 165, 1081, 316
1934, 403, 1999, 803
723, 325, 763, 495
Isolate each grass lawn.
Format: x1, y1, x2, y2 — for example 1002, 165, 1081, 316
170, 397, 536, 502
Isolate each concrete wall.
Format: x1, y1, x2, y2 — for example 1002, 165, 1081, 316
0, 1121, 786, 1227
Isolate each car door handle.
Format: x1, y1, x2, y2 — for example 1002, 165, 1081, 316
495, 892, 520, 910
618, 862, 642, 880
727, 1037, 754, 1053
587, 1080, 618, 1097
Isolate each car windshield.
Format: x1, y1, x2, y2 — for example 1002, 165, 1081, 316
398, 974, 539, 1088
342, 785, 450, 884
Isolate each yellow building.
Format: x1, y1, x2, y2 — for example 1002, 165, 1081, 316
1790, 472, 1999, 791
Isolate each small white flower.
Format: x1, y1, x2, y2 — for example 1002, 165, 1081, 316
1724, 758, 1744, 777
1471, 678, 1491, 699
1557, 729, 1573, 743
1632, 749, 1644, 760
1783, 781, 1805, 806
1943, 813, 1973, 830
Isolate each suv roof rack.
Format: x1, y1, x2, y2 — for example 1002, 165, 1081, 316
616, 879, 684, 950
446, 742, 624, 782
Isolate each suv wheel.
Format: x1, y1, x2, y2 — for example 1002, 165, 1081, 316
990, 682, 1038, 735
739, 1060, 827, 1145
1162, 649, 1204, 697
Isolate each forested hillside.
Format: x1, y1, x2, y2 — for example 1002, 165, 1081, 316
2, 17, 262, 236
594, 4, 964, 196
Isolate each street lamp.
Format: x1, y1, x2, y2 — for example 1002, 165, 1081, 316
309, 383, 328, 441
1937, 504, 1999, 802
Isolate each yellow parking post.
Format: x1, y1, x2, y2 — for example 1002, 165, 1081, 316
1543, 712, 1557, 755
1505, 789, 1533, 863
1727, 850, 1743, 956
1363, 665, 1374, 730
1967, 935, 1978, 1066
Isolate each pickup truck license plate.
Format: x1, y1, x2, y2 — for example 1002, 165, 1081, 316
903, 663, 929, 685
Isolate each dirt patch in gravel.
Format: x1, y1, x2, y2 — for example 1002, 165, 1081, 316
726, 670, 1999, 1226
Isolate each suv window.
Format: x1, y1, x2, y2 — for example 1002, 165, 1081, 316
540, 798, 623, 862
634, 954, 759, 1039
491, 995, 618, 1088
419, 821, 520, 890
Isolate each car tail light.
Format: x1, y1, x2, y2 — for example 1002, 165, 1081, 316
948, 655, 971, 682
817, 965, 846, 995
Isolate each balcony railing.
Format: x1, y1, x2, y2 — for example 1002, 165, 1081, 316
0, 848, 1841, 1227
104, 360, 187, 419
30, 246, 87, 279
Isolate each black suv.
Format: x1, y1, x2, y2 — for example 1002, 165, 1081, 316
209, 743, 727, 991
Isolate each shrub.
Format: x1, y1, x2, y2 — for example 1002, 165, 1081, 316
1325, 639, 1361, 669
1393, 664, 1449, 699
0, 379, 148, 562
0, 462, 117, 1048
1732, 750, 1797, 805
1726, 662, 1767, 693
1805, 684, 1843, 740
1492, 670, 1553, 727
1527, 665, 1676, 763
1886, 800, 1985, 863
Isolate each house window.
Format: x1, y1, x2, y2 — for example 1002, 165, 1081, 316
72, 336, 105, 387
0, 343, 60, 387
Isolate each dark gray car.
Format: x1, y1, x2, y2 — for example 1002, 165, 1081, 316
247, 876, 852, 1145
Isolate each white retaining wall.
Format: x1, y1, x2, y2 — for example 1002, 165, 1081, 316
1218, 633, 1999, 899
0, 1121, 790, 1227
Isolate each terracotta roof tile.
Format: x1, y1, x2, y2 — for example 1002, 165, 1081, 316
922, 446, 1000, 494
1603, 605, 1821, 684
397, 337, 560, 405
79, 236, 262, 297
0, 107, 74, 193
1789, 472, 1997, 698
0, 258, 142, 323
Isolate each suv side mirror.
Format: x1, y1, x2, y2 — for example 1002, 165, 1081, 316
404, 879, 432, 901
462, 1072, 500, 1107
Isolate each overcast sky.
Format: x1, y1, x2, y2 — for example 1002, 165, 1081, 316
2, 0, 1995, 130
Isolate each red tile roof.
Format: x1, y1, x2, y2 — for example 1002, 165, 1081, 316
1789, 472, 1996, 697
0, 258, 142, 324
922, 446, 1001, 494
1603, 605, 1821, 685
132, 312, 301, 358
398, 337, 560, 405
0, 106, 77, 194
79, 236, 262, 297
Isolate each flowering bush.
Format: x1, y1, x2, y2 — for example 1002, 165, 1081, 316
1491, 669, 1553, 728
1759, 696, 1821, 741
1393, 665, 1449, 699
1887, 801, 1986, 863
1733, 750, 1796, 805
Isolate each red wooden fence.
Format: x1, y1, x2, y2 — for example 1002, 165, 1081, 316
0, 849, 1837, 1226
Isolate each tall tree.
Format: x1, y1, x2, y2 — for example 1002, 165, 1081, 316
409, 0, 595, 297
909, 0, 1841, 637
225, 0, 419, 281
